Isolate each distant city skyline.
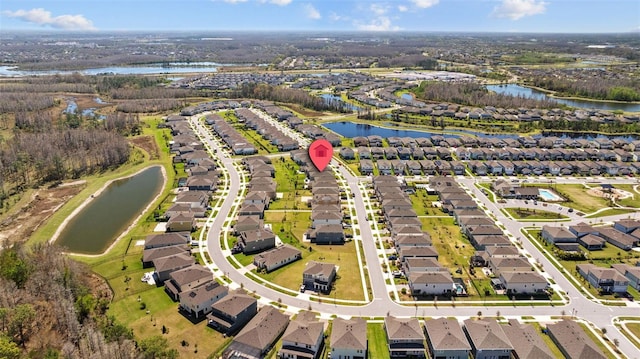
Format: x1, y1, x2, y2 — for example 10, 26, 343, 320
1, 0, 639, 33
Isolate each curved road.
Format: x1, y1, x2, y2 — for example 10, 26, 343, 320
189, 114, 639, 359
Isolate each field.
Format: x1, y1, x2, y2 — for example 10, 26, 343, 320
504, 207, 569, 220
409, 189, 448, 216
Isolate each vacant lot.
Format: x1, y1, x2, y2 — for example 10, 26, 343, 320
504, 207, 568, 220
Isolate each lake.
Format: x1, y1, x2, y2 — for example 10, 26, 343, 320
487, 84, 640, 112
323, 121, 460, 139
55, 166, 164, 254
323, 121, 636, 142
0, 62, 222, 77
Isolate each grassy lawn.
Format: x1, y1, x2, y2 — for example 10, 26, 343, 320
367, 323, 391, 359
233, 124, 278, 154
615, 184, 640, 208
504, 207, 568, 220
524, 184, 610, 214
265, 211, 311, 245
269, 157, 311, 210
622, 322, 640, 349
584, 208, 638, 218
410, 189, 447, 216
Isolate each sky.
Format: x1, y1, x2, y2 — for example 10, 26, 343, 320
1, 0, 639, 33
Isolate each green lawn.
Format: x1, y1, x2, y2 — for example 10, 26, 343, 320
584, 208, 637, 218
367, 323, 391, 359
410, 189, 447, 216
504, 207, 568, 220
615, 185, 640, 208
623, 322, 640, 350
269, 157, 311, 210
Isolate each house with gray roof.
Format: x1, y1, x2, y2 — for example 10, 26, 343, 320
153, 252, 196, 282
330, 317, 367, 359
612, 264, 640, 290
499, 271, 548, 294
384, 316, 426, 358
238, 228, 276, 254
179, 281, 228, 319
463, 318, 513, 359
597, 227, 638, 250
541, 225, 577, 245
207, 289, 257, 335
142, 244, 190, 268
144, 232, 190, 250
279, 311, 325, 359
546, 320, 607, 359
424, 318, 471, 359
253, 244, 302, 273
408, 271, 454, 296
576, 263, 629, 294
303, 261, 336, 294
504, 319, 554, 359
164, 264, 212, 301
223, 306, 290, 359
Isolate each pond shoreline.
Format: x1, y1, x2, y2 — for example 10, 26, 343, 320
51, 165, 167, 257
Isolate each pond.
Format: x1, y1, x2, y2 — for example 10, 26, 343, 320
319, 94, 363, 111
55, 166, 164, 254
487, 84, 640, 112
323, 121, 460, 139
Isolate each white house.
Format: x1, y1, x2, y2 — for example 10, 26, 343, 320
408, 271, 454, 296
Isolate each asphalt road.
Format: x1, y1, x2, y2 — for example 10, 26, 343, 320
189, 114, 640, 359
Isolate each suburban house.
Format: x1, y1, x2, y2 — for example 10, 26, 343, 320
223, 306, 290, 359
253, 244, 302, 273
504, 319, 555, 359
207, 289, 258, 335
576, 263, 629, 294
541, 226, 577, 245
463, 319, 513, 359
546, 320, 607, 359
614, 219, 640, 234
612, 264, 640, 290
499, 271, 548, 294
302, 261, 337, 294
308, 224, 345, 245
166, 212, 195, 232
279, 311, 325, 359
577, 234, 606, 250
569, 222, 599, 238
237, 228, 276, 254
144, 232, 190, 250
234, 215, 263, 235
384, 316, 426, 358
164, 264, 212, 301
408, 271, 454, 296
423, 318, 471, 359
597, 227, 638, 251
179, 281, 228, 319
330, 317, 367, 359
142, 244, 190, 268
153, 253, 196, 282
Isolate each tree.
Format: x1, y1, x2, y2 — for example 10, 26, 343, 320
9, 304, 35, 347
139, 335, 178, 359
0, 335, 20, 359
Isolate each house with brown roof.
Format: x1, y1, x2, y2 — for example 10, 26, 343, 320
308, 224, 344, 245
612, 264, 640, 290
142, 244, 190, 268
234, 215, 263, 235
597, 227, 638, 250
576, 263, 629, 294
279, 311, 325, 359
546, 320, 607, 359
578, 234, 605, 250
253, 244, 302, 273
541, 225, 577, 245
207, 289, 258, 335
488, 257, 532, 276
408, 271, 454, 296
164, 264, 212, 301
398, 246, 439, 263
167, 212, 195, 232
499, 271, 548, 294
504, 319, 554, 359
144, 232, 190, 250
384, 316, 426, 358
303, 261, 336, 294
153, 252, 196, 282
179, 281, 228, 319
463, 319, 513, 359
423, 318, 471, 359
223, 306, 290, 359
237, 228, 276, 254
330, 317, 367, 359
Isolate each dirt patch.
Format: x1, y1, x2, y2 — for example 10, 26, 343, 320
0, 183, 85, 247
130, 135, 160, 160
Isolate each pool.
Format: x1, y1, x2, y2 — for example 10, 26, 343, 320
539, 188, 563, 201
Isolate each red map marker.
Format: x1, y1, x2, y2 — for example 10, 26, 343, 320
309, 139, 333, 172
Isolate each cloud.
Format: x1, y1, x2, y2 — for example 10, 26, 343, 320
370, 4, 389, 15
261, 0, 293, 5
356, 16, 401, 31
222, 0, 248, 3
411, 0, 440, 8
398, 5, 409, 12
3, 8, 96, 30
492, 0, 548, 20
303, 4, 321, 19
